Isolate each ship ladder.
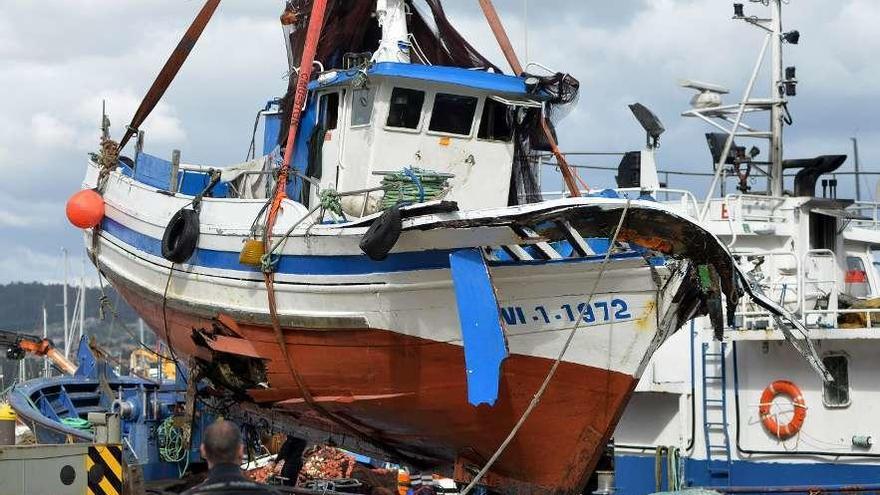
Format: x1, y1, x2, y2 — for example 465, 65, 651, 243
701, 341, 732, 482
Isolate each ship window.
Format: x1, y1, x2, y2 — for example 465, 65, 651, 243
822, 354, 850, 408
429, 93, 478, 136
387, 87, 425, 129
809, 212, 836, 251
319, 92, 339, 130
845, 256, 870, 298
351, 88, 374, 126
478, 98, 514, 142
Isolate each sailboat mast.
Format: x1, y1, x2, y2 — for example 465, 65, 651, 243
43, 304, 49, 378
62, 247, 69, 358
769, 0, 785, 197
79, 258, 86, 341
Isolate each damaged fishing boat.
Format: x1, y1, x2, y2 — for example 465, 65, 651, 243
65, 1, 810, 493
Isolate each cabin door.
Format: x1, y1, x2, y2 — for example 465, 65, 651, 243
312, 91, 343, 206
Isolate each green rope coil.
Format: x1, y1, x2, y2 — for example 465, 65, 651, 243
319, 189, 344, 217
158, 417, 187, 463
157, 416, 192, 478
61, 417, 93, 432
379, 167, 450, 210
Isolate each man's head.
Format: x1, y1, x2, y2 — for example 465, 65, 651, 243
200, 420, 244, 467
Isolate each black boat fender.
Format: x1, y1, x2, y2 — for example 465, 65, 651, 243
359, 205, 402, 261
161, 169, 221, 264
162, 208, 200, 263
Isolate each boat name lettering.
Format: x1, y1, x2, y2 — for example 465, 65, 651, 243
500, 298, 632, 326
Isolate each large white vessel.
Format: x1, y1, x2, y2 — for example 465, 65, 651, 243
604, 1, 880, 492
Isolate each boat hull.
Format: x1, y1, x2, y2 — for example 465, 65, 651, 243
81, 163, 744, 493
112, 276, 637, 493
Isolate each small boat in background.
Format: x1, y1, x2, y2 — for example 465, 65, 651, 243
8, 337, 213, 481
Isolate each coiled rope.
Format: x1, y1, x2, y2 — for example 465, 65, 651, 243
61, 417, 93, 432
158, 416, 190, 477
460, 200, 632, 495
378, 167, 450, 210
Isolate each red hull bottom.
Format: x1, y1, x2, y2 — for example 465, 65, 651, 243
116, 281, 636, 494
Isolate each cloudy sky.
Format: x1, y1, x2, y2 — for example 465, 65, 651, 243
0, 0, 877, 283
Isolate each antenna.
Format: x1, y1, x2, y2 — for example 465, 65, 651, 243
101, 100, 111, 140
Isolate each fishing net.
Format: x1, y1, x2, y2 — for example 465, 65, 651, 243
408, 0, 502, 72
281, 0, 499, 74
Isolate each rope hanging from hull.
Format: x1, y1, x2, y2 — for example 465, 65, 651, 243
259, 0, 416, 464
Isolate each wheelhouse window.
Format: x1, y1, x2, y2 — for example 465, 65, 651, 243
845, 256, 870, 298
429, 93, 478, 136
386, 87, 425, 129
478, 98, 515, 142
319, 92, 339, 130
351, 88, 375, 126
822, 354, 851, 408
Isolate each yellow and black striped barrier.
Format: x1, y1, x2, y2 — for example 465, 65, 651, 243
86, 445, 124, 495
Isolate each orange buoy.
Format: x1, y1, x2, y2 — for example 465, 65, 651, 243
759, 380, 807, 440
66, 189, 105, 229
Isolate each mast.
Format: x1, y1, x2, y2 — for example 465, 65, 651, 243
769, 0, 785, 197
62, 247, 69, 358
43, 304, 49, 378
852, 137, 862, 201
373, 0, 411, 63
79, 257, 86, 341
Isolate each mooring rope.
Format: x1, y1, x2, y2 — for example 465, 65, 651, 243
460, 200, 632, 495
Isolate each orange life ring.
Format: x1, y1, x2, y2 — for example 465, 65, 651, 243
759, 380, 807, 439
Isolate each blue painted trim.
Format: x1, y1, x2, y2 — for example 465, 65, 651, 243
450, 249, 508, 407
125, 153, 231, 198
615, 453, 880, 495
316, 62, 539, 98
102, 217, 452, 276
101, 216, 644, 277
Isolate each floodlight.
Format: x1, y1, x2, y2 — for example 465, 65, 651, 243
783, 30, 800, 44
628, 103, 665, 146
734, 3, 744, 17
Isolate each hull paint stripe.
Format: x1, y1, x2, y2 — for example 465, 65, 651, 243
101, 217, 643, 276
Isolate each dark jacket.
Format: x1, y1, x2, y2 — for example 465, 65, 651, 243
182, 463, 279, 495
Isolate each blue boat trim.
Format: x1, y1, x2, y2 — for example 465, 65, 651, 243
615, 453, 880, 494
101, 217, 645, 276
315, 62, 540, 98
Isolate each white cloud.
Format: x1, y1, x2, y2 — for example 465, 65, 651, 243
0, 246, 66, 284
31, 113, 77, 149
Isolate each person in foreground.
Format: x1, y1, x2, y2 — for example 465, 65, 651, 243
183, 419, 279, 495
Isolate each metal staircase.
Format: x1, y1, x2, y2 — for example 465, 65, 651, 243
701, 341, 732, 481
